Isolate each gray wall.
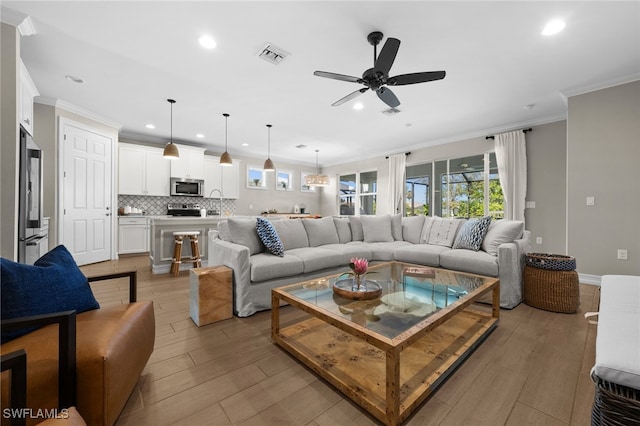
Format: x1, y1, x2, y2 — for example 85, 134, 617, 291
567, 81, 640, 276
1, 23, 19, 259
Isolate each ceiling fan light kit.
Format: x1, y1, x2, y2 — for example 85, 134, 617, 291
314, 31, 446, 108
220, 113, 233, 166
263, 124, 275, 171
305, 149, 330, 187
163, 99, 180, 159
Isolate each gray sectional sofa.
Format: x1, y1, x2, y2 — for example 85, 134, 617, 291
209, 215, 530, 317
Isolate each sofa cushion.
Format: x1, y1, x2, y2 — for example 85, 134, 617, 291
272, 219, 309, 250
333, 217, 352, 243
421, 216, 436, 243
361, 215, 394, 243
427, 217, 464, 247
255, 218, 284, 257
402, 215, 425, 244
364, 241, 412, 261
250, 253, 304, 282
227, 218, 263, 255
394, 244, 451, 267
348, 216, 364, 241
391, 214, 403, 241
319, 244, 373, 264
453, 216, 492, 251
481, 220, 524, 256
286, 247, 345, 273
1, 245, 100, 343
439, 249, 499, 277
302, 217, 339, 247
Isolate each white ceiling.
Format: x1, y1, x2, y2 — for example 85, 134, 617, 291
4, 1, 639, 166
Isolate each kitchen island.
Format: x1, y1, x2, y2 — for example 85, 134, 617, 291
149, 216, 229, 274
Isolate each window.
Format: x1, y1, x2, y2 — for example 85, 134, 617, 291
247, 165, 267, 189
339, 171, 377, 215
276, 170, 293, 191
409, 153, 503, 218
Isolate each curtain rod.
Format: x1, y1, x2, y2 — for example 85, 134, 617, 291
385, 152, 411, 159
485, 128, 532, 140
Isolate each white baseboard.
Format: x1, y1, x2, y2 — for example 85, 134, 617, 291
579, 273, 601, 286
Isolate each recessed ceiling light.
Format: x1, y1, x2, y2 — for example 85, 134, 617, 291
241, 143, 249, 147
145, 123, 156, 129
196, 133, 205, 138
542, 19, 566, 36
199, 35, 217, 49
65, 75, 84, 84
353, 102, 364, 110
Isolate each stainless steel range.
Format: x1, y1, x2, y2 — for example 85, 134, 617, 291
167, 203, 202, 217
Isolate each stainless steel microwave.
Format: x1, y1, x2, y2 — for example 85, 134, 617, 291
170, 177, 204, 197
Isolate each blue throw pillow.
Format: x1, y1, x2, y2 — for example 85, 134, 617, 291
1, 245, 100, 343
255, 218, 284, 257
453, 216, 492, 251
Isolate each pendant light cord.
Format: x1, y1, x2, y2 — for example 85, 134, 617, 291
224, 113, 229, 151
267, 124, 272, 157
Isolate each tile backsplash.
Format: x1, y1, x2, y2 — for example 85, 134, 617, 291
118, 195, 237, 216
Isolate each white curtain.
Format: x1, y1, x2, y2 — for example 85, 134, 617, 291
387, 153, 406, 215
494, 130, 527, 221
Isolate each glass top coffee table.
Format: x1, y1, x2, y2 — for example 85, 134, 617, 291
271, 261, 500, 426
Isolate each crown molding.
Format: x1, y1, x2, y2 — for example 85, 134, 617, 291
35, 96, 121, 129
1, 7, 37, 35
560, 73, 640, 100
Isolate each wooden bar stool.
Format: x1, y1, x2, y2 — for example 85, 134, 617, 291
170, 231, 202, 276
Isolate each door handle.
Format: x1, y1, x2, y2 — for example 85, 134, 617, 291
106, 213, 111, 216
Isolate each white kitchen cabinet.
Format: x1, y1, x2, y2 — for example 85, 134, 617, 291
170, 145, 205, 179
204, 155, 240, 199
19, 60, 39, 136
119, 143, 170, 196
118, 217, 149, 254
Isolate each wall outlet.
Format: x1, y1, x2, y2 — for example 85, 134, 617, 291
586, 196, 595, 206
526, 201, 536, 209
617, 249, 628, 260
536, 237, 542, 244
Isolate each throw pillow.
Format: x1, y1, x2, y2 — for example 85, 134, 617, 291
333, 217, 352, 243
272, 219, 309, 250
361, 215, 394, 243
255, 218, 284, 257
420, 216, 436, 243
348, 216, 364, 241
481, 220, 524, 256
302, 217, 339, 247
1, 245, 100, 343
453, 216, 493, 251
227, 218, 264, 255
402, 215, 425, 244
427, 217, 463, 247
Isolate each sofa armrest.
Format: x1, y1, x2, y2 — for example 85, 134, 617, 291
1, 311, 77, 410
86, 270, 137, 303
209, 239, 252, 316
1, 349, 27, 426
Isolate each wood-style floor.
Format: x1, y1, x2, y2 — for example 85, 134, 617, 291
80, 255, 598, 426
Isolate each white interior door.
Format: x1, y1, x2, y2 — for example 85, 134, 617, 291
62, 120, 113, 265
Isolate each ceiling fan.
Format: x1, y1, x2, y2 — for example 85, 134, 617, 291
313, 31, 446, 108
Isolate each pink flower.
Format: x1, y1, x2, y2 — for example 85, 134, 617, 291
350, 258, 369, 276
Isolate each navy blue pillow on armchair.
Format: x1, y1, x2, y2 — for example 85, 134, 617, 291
1, 245, 100, 343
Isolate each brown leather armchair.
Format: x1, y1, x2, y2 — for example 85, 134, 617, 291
1, 271, 155, 426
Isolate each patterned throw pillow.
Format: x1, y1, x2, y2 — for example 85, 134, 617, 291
256, 218, 284, 257
453, 216, 492, 251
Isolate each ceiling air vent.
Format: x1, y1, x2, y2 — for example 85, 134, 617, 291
382, 108, 401, 115
258, 43, 290, 65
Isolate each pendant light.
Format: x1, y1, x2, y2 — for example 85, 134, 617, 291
263, 124, 275, 172
220, 113, 232, 166
305, 149, 330, 187
162, 99, 179, 159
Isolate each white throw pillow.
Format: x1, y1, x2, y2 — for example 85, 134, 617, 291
481, 220, 524, 256
427, 217, 463, 247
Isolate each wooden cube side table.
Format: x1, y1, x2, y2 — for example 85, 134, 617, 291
189, 266, 233, 326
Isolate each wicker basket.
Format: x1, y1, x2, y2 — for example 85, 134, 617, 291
592, 375, 640, 426
526, 252, 576, 271
524, 263, 579, 313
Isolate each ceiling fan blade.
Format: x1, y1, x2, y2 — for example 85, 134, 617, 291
373, 38, 400, 76
314, 71, 362, 84
388, 71, 446, 86
376, 87, 400, 108
332, 88, 368, 107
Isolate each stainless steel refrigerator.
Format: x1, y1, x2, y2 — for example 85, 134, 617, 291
17, 125, 46, 264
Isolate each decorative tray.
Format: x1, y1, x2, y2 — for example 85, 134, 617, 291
332, 278, 382, 300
